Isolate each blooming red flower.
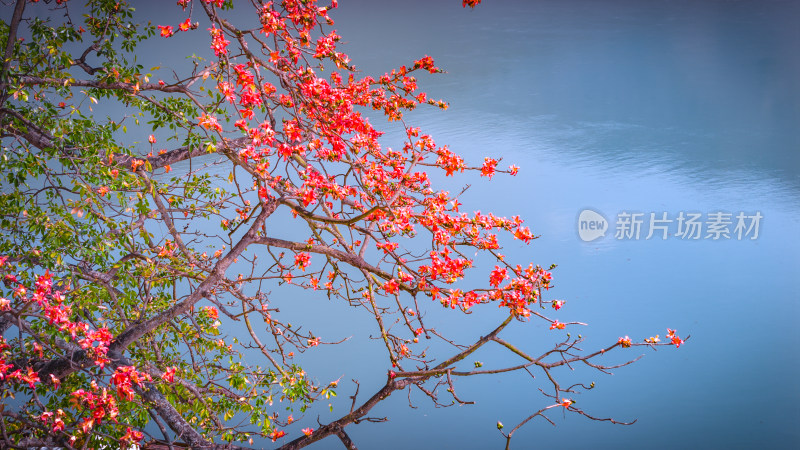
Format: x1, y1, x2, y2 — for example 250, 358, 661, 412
179, 18, 193, 32
513, 226, 533, 243
550, 320, 566, 330
120, 426, 144, 445
201, 306, 218, 320
667, 328, 684, 348
208, 25, 230, 56
130, 159, 144, 171
161, 366, 176, 382
382, 279, 399, 294
20, 367, 40, 388
197, 113, 222, 132
269, 430, 287, 442
294, 252, 311, 271
376, 241, 399, 253
158, 25, 174, 37
52, 417, 65, 432
481, 157, 498, 178
489, 266, 507, 288
49, 374, 60, 389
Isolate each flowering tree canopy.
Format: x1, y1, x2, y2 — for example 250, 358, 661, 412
0, 0, 684, 448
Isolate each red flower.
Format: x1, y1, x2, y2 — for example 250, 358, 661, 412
13, 284, 26, 298
481, 157, 498, 178
20, 367, 40, 388
513, 226, 533, 244
549, 320, 566, 330
52, 418, 65, 432
130, 159, 144, 171
269, 430, 287, 442
120, 426, 144, 444
382, 279, 399, 294
158, 25, 174, 37
197, 113, 222, 132
201, 306, 218, 320
49, 374, 60, 389
376, 241, 399, 254
294, 252, 311, 271
667, 329, 684, 348
618, 336, 632, 348
489, 266, 507, 288
179, 18, 193, 32
161, 366, 176, 382
208, 25, 230, 56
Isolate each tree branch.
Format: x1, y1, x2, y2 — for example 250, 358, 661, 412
0, 0, 26, 109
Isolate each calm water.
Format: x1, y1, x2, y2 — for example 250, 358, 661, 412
134, 0, 800, 448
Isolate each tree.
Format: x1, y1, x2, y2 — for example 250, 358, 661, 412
0, 0, 685, 448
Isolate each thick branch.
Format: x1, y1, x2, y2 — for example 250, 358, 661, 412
110, 198, 278, 352
4, 76, 192, 94
277, 376, 422, 450
0, 107, 245, 169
